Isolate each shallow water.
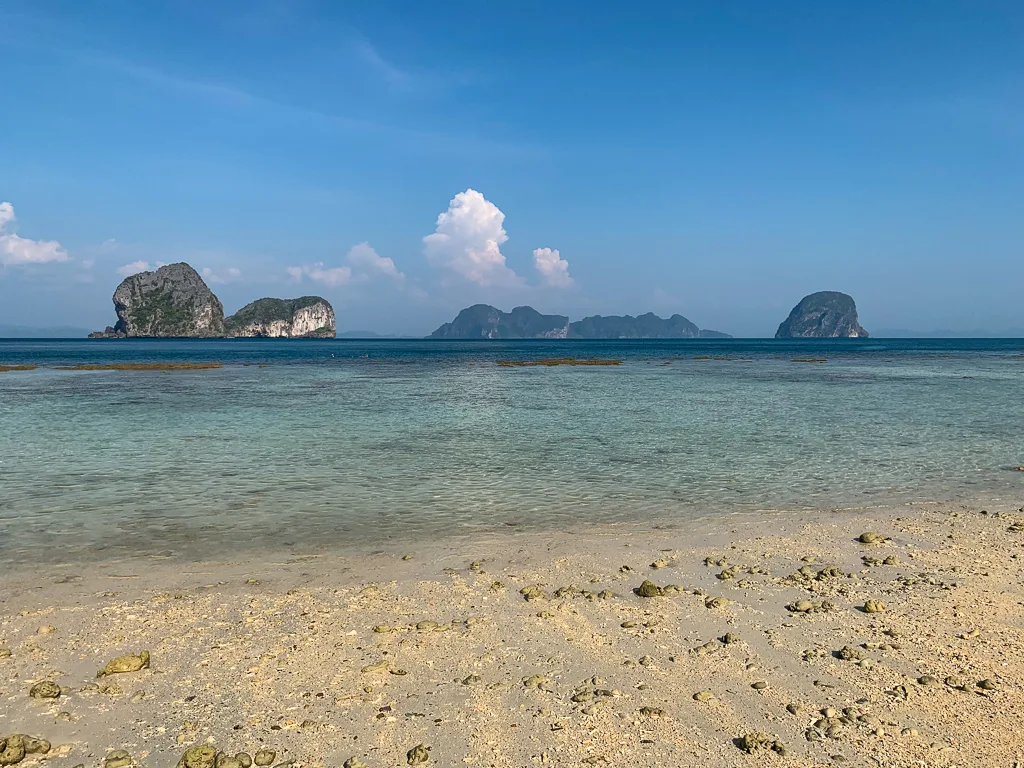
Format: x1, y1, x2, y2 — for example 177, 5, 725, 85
1, 338, 1022, 564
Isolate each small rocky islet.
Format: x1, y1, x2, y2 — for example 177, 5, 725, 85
88, 263, 335, 339
1, 503, 1021, 766
775, 290, 869, 338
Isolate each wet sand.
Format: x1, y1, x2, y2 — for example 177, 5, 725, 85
2, 499, 1023, 768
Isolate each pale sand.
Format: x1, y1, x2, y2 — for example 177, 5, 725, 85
1, 500, 1023, 768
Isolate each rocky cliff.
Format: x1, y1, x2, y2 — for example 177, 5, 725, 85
224, 297, 336, 338
90, 263, 225, 338
775, 291, 868, 338
430, 305, 732, 339
430, 305, 570, 339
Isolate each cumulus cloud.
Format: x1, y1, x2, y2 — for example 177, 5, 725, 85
288, 242, 404, 287
116, 260, 151, 277
202, 266, 242, 284
422, 189, 520, 286
533, 247, 573, 288
0, 202, 70, 266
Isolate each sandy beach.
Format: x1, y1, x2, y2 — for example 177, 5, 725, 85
2, 499, 1023, 768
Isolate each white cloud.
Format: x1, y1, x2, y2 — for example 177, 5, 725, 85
533, 247, 573, 288
287, 262, 353, 287
288, 242, 404, 288
422, 189, 521, 287
202, 266, 242, 284
116, 260, 151, 278
346, 242, 404, 281
0, 201, 70, 266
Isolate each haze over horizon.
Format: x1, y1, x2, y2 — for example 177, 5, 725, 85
2, 1, 1022, 338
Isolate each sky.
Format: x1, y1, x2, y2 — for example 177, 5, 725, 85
1, 0, 1022, 337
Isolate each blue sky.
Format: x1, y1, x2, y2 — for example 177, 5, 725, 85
2, 0, 1022, 336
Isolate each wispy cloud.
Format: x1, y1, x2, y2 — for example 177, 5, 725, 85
288, 242, 405, 288
116, 260, 151, 277
351, 39, 411, 89
202, 266, 243, 284
287, 262, 353, 287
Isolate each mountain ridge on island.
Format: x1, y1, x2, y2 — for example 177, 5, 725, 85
775, 291, 868, 339
89, 262, 336, 338
429, 304, 731, 339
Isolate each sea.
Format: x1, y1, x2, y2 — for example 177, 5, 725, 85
1, 338, 1022, 565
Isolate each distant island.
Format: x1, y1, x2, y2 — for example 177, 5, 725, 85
89, 263, 336, 338
775, 291, 868, 338
430, 304, 731, 339
78, 264, 880, 342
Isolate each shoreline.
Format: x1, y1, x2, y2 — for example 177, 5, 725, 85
2, 499, 1023, 767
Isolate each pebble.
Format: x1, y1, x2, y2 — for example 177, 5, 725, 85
99, 651, 151, 677
693, 690, 714, 702
343, 759, 368, 768
705, 596, 730, 609
104, 751, 133, 768
751, 681, 768, 690
520, 585, 546, 601
635, 580, 662, 598
407, 744, 430, 765
179, 746, 216, 768
858, 532, 886, 544
737, 733, 785, 755
863, 599, 887, 613
0, 649, 11, 659
29, 681, 61, 699
253, 750, 276, 767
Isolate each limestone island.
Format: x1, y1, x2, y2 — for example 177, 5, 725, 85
775, 291, 869, 338
430, 304, 731, 339
89, 263, 335, 338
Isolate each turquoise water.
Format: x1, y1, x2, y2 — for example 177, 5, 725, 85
1, 338, 1022, 564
